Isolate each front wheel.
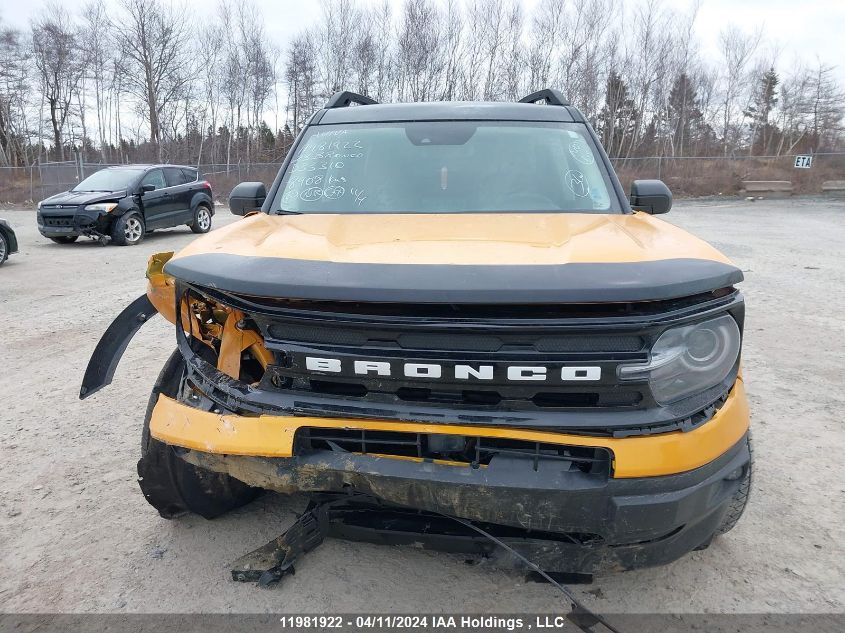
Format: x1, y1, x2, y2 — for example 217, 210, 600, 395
50, 236, 78, 244
715, 434, 753, 535
111, 212, 145, 246
0, 231, 8, 265
189, 204, 212, 234
138, 350, 260, 519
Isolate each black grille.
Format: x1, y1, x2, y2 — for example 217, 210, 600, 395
257, 305, 651, 411
289, 375, 643, 409
184, 284, 739, 428
267, 322, 643, 353
43, 215, 75, 227
295, 427, 612, 475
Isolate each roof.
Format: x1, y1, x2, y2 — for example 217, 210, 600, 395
317, 101, 578, 125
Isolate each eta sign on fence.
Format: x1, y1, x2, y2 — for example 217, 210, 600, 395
794, 155, 813, 169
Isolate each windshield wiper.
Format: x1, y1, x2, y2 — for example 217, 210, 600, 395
276, 209, 302, 215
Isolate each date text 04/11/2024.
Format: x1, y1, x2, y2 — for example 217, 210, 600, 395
277, 615, 574, 630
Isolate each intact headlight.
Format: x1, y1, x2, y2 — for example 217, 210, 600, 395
84, 202, 118, 212
618, 314, 741, 405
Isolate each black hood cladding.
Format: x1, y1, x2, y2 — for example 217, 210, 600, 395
163, 254, 743, 304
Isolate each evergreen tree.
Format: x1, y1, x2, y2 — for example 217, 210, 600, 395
597, 71, 637, 157
744, 67, 779, 155
667, 73, 705, 156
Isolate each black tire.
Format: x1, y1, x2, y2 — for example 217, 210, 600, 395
50, 236, 78, 244
138, 349, 261, 519
0, 231, 8, 265
189, 204, 213, 234
111, 211, 145, 246
716, 434, 753, 535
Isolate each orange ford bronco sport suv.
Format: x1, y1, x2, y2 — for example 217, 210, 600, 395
81, 89, 750, 575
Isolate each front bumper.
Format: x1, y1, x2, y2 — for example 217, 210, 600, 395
37, 208, 110, 237
149, 380, 751, 571
149, 378, 749, 478
185, 434, 750, 573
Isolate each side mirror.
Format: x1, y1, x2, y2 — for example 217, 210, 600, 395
140, 183, 156, 194
630, 179, 672, 214
229, 181, 266, 216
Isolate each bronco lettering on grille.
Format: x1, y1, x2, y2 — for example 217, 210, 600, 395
304, 356, 601, 382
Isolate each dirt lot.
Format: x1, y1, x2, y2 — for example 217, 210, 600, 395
0, 198, 843, 615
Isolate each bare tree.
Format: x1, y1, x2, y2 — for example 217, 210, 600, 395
81, 0, 113, 161
717, 25, 762, 155
240, 3, 276, 164
285, 32, 319, 133
119, 0, 190, 160
195, 19, 224, 164
499, 2, 525, 101
31, 4, 83, 161
3, 0, 845, 177
315, 0, 360, 97
0, 18, 31, 165
806, 60, 845, 152
217, 0, 278, 166
525, 0, 565, 93
396, 0, 445, 101
439, 0, 463, 100
473, 0, 507, 100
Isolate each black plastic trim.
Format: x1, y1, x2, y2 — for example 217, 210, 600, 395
324, 91, 378, 109
79, 294, 159, 399
318, 102, 577, 124
164, 254, 742, 304
519, 88, 570, 106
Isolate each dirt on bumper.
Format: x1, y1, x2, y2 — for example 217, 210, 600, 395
176, 433, 750, 573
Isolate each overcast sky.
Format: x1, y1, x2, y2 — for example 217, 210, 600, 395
2, 0, 844, 83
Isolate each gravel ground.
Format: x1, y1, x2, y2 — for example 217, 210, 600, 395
0, 198, 843, 615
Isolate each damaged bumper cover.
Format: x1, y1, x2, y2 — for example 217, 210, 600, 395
147, 379, 750, 572
38, 207, 112, 238
178, 428, 751, 574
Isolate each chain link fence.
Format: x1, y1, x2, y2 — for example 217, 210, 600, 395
610, 152, 845, 197
2, 154, 844, 206
0, 161, 281, 206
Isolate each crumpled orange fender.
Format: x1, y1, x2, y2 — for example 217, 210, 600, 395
146, 251, 273, 378
146, 251, 214, 348
146, 251, 179, 325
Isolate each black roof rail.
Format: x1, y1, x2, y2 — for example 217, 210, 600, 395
518, 89, 570, 106
324, 91, 378, 109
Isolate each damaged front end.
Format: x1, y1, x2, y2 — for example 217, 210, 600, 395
80, 251, 274, 399
80, 251, 751, 576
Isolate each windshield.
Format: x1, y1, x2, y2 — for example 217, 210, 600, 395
274, 121, 620, 214
74, 168, 144, 192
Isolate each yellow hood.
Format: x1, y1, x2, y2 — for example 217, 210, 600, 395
171, 211, 733, 266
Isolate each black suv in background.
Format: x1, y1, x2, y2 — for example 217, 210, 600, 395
37, 164, 214, 246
